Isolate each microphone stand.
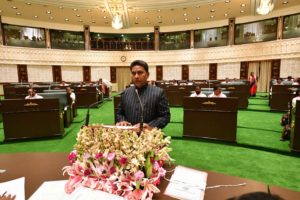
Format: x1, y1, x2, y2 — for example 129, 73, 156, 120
85, 100, 102, 126
135, 89, 144, 134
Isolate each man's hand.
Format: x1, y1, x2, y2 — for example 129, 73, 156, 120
116, 121, 132, 126
133, 123, 153, 132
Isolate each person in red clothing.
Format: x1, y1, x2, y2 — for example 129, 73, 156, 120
248, 72, 257, 97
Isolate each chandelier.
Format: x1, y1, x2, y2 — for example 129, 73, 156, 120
112, 13, 123, 30
256, 0, 275, 15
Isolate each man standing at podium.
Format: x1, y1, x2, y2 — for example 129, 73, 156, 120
116, 60, 170, 131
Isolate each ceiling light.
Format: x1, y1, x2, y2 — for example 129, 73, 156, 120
209, 3, 214, 6
0, 10, 2, 13
171, 19, 175, 23
196, 17, 200, 20
92, 21, 96, 23
73, 8, 77, 11
210, 9, 215, 12
210, 15, 214, 19
79, 20, 83, 22
59, 6, 63, 9
34, 15, 38, 18
65, 18, 69, 21
26, 2, 31, 5
225, 0, 230, 3
49, 16, 54, 20
147, 21, 150, 24
144, 10, 148, 13
112, 13, 123, 29
240, 10, 245, 13
87, 9, 91, 12
241, 4, 246, 7
256, 0, 274, 15
158, 16, 162, 19
16, 12, 21, 15
46, 10, 51, 14
12, 6, 17, 9
282, 1, 288, 4
103, 16, 107, 19
196, 5, 200, 8
183, 13, 187, 16
184, 18, 188, 21
157, 9, 161, 12
224, 13, 228, 17
135, 16, 138, 20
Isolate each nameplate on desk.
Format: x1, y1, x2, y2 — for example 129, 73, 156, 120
202, 101, 216, 105
227, 87, 236, 90
24, 102, 39, 107
164, 165, 207, 200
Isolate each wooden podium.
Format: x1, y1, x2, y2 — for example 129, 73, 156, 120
270, 85, 300, 111
183, 97, 238, 142
1, 99, 64, 141
290, 100, 300, 152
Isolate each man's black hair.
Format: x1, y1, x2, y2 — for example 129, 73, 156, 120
130, 60, 149, 73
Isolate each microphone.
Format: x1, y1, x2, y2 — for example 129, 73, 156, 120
135, 89, 144, 133
85, 100, 102, 126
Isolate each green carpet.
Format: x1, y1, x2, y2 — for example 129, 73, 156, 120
1, 94, 300, 193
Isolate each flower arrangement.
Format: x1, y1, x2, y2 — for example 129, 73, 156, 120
63, 125, 173, 200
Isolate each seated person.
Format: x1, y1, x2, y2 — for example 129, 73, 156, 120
60, 80, 69, 86
25, 88, 43, 99
208, 85, 227, 98
292, 90, 300, 109
66, 87, 76, 105
292, 78, 300, 85
274, 78, 283, 85
221, 77, 231, 84
190, 85, 206, 97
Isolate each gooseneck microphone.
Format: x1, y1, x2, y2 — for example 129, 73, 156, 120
85, 100, 102, 126
135, 89, 144, 133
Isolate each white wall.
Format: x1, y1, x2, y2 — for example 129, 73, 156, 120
61, 66, 83, 82
91, 66, 111, 81
27, 65, 52, 82
217, 62, 240, 79
148, 65, 156, 81
281, 58, 300, 78
189, 64, 209, 80
0, 64, 18, 82
163, 65, 182, 80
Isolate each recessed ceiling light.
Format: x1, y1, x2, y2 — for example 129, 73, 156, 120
224, 13, 228, 17
241, 4, 246, 7
65, 18, 69, 21
73, 8, 77, 11
183, 13, 187, 16
196, 5, 200, 8
26, 2, 31, 5
225, 0, 230, 3
46, 10, 51, 14
103, 16, 107, 19
16, 12, 21, 15
0, 10, 2, 13
158, 16, 162, 19
282, 1, 288, 4
76, 14, 80, 17
147, 21, 150, 24
210, 9, 215, 12
144, 10, 148, 13
196, 17, 200, 20
49, 16, 54, 20
34, 15, 38, 18
210, 15, 214, 19
59, 6, 63, 9
184, 18, 188, 21
209, 3, 214, 6
171, 19, 175, 23
87, 9, 91, 12
157, 9, 161, 12
12, 6, 17, 9
78, 20, 83, 22
135, 16, 138, 19
240, 10, 245, 13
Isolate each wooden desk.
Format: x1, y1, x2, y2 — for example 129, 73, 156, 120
163, 85, 195, 106
113, 95, 121, 124
73, 87, 99, 107
290, 101, 300, 152
221, 84, 249, 109
0, 99, 64, 141
2, 152, 294, 200
183, 97, 238, 142
270, 85, 300, 111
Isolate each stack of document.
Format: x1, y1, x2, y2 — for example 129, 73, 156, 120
164, 166, 207, 200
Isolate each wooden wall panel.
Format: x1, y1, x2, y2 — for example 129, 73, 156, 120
110, 67, 117, 83
156, 65, 163, 81
17, 65, 28, 83
52, 65, 62, 82
271, 59, 281, 79
182, 65, 189, 80
83, 66, 91, 82
240, 61, 249, 79
209, 63, 217, 80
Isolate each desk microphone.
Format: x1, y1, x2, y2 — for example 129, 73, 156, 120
135, 89, 144, 133
85, 100, 102, 126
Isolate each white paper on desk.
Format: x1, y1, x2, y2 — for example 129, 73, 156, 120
29, 180, 124, 200
0, 177, 25, 200
103, 125, 135, 130
164, 166, 207, 200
